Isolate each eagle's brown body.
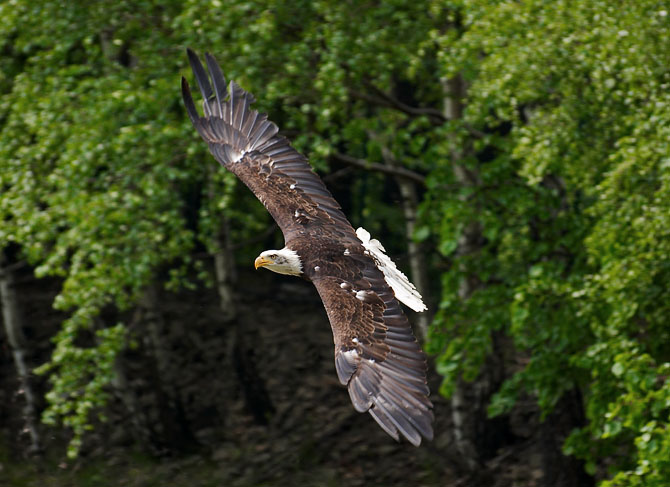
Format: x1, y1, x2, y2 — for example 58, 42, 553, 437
182, 50, 433, 445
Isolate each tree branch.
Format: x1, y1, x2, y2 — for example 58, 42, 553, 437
322, 166, 355, 183
365, 82, 447, 122
330, 152, 426, 186
231, 223, 280, 250
349, 85, 486, 139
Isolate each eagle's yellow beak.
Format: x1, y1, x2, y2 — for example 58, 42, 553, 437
254, 256, 274, 270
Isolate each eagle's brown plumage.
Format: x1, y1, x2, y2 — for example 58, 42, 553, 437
182, 49, 433, 445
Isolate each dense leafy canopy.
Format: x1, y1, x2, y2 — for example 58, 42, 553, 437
0, 0, 669, 484
426, 1, 670, 484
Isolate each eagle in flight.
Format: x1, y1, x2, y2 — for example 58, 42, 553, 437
182, 50, 433, 446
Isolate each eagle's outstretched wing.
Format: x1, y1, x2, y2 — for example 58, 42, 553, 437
182, 49, 356, 244
310, 249, 433, 446
182, 50, 433, 445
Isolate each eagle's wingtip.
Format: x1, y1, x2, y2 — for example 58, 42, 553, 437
185, 47, 198, 65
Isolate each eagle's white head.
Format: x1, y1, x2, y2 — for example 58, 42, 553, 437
254, 248, 303, 276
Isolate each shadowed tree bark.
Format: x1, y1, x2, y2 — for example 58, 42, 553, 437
0, 252, 42, 456
213, 214, 237, 323
442, 74, 495, 471
108, 306, 154, 449
138, 284, 193, 452
538, 389, 594, 487
210, 204, 275, 425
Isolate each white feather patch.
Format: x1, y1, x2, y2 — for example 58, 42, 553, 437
355, 227, 427, 312
342, 349, 359, 360
230, 149, 245, 163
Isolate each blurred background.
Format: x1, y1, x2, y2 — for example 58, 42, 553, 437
1, 1, 669, 486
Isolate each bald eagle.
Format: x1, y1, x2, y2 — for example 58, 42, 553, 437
182, 50, 433, 446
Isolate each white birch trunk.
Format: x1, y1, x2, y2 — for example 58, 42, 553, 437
0, 255, 42, 455
375, 141, 431, 341
443, 75, 483, 470
395, 175, 430, 340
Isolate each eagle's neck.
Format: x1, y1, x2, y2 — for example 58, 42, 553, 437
263, 247, 303, 276
277, 247, 303, 276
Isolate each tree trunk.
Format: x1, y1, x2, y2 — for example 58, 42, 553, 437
374, 139, 431, 341
108, 310, 153, 448
0, 253, 42, 456
396, 178, 430, 340
210, 206, 275, 425
133, 284, 192, 452
443, 74, 487, 470
213, 214, 237, 323
142, 285, 172, 389
538, 389, 594, 487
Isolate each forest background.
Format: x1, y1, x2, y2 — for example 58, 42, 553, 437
1, 1, 669, 486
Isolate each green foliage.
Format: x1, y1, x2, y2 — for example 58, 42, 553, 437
37, 325, 125, 459
0, 0, 200, 457
0, 0, 441, 458
426, 0, 670, 484
2, 0, 669, 482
